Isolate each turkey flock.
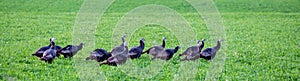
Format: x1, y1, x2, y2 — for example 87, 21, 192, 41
32, 36, 223, 66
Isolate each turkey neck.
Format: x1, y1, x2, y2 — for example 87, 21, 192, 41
173, 47, 180, 53
50, 41, 56, 50
121, 37, 126, 46
161, 39, 165, 48
139, 40, 145, 49
48, 41, 55, 47
48, 38, 52, 46
122, 36, 125, 43
198, 41, 205, 50
78, 43, 84, 50
123, 46, 129, 56
213, 41, 221, 51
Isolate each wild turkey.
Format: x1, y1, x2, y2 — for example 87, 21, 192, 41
153, 46, 180, 61
86, 48, 111, 62
142, 37, 166, 58
199, 39, 223, 61
57, 42, 84, 58
109, 36, 127, 56
40, 39, 58, 63
128, 38, 145, 59
99, 36, 128, 66
32, 38, 62, 58
180, 39, 206, 61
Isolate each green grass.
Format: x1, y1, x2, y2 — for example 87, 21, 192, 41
0, 0, 299, 80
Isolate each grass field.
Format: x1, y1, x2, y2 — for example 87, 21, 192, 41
0, 0, 299, 80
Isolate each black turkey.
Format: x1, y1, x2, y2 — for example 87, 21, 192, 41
200, 39, 223, 61
128, 38, 145, 59
142, 37, 166, 58
99, 36, 128, 66
40, 39, 57, 63
32, 38, 62, 58
180, 39, 206, 61
86, 48, 111, 62
153, 46, 180, 61
57, 42, 84, 58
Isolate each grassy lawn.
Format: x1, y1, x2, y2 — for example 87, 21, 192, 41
0, 0, 299, 80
